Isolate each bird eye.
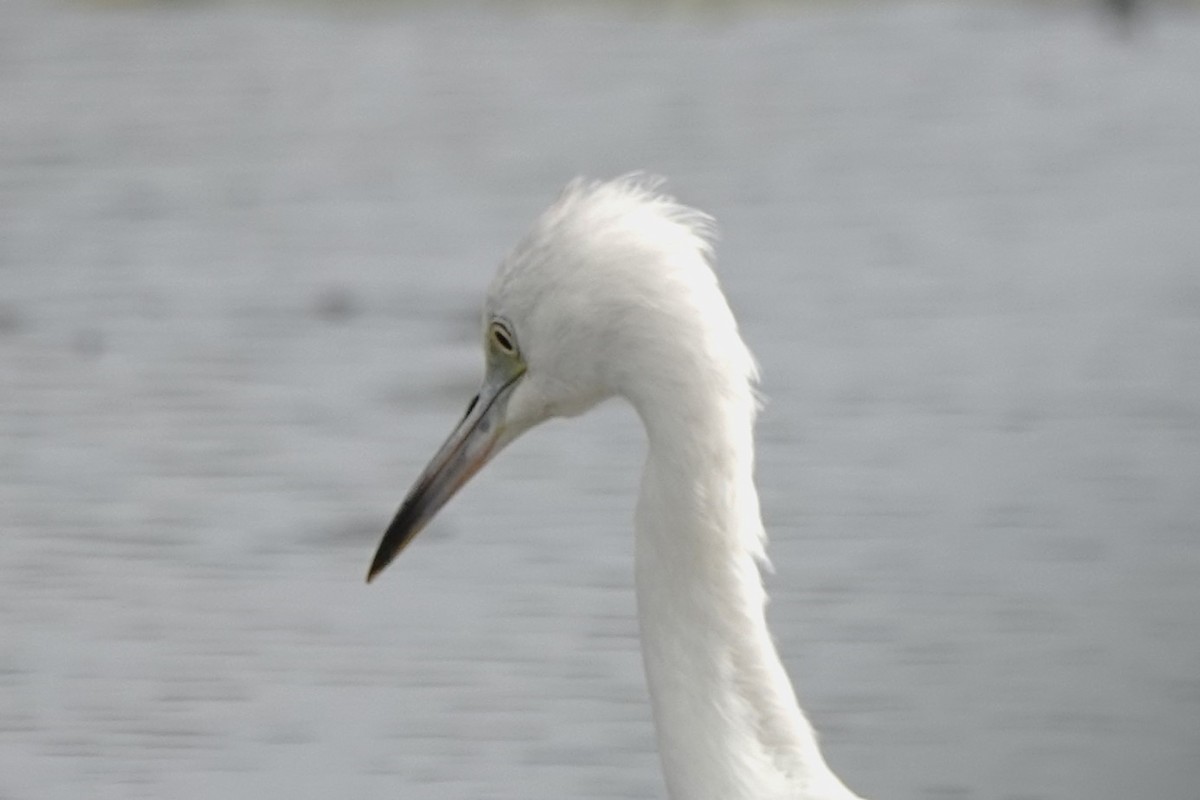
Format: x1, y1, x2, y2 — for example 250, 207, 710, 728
490, 321, 517, 355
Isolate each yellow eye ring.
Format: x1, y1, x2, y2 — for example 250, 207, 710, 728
489, 320, 517, 356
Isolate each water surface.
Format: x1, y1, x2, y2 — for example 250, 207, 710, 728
1, 2, 1199, 798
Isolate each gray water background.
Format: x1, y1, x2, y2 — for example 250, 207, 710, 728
2, 1, 1199, 798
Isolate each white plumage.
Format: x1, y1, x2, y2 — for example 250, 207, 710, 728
370, 176, 864, 800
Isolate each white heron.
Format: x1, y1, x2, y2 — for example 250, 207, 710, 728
368, 176, 865, 800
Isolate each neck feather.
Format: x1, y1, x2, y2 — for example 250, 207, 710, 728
629, 366, 859, 800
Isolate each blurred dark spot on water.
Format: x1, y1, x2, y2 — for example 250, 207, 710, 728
313, 285, 359, 324
1103, 0, 1138, 35
72, 327, 105, 358
303, 515, 384, 549
0, 305, 22, 336
922, 784, 972, 800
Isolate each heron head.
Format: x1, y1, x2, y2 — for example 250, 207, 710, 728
367, 176, 732, 581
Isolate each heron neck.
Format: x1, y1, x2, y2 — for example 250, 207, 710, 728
631, 387, 858, 800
